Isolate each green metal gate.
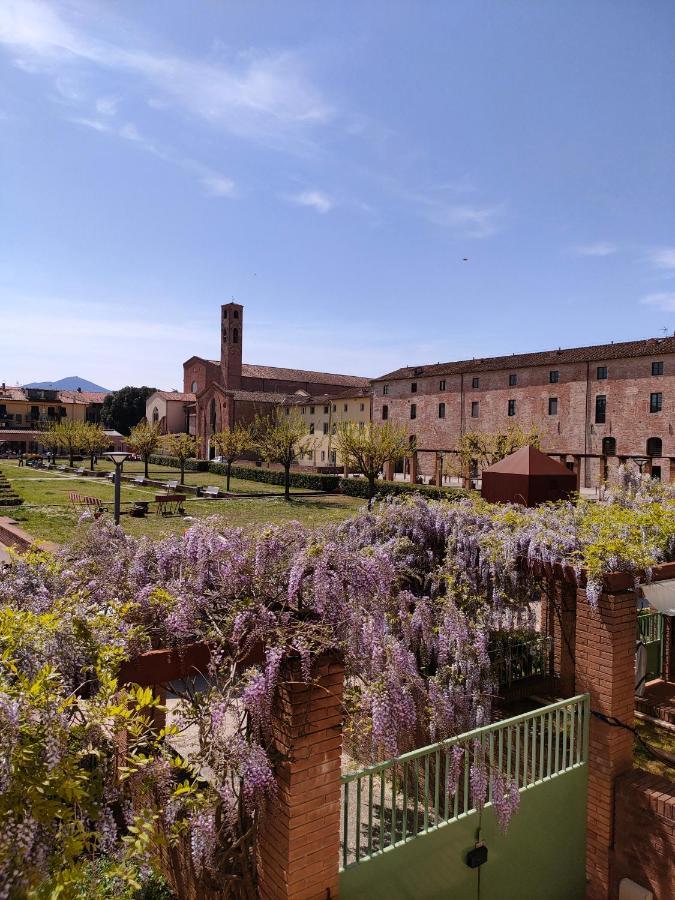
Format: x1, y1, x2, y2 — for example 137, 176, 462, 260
340, 694, 590, 899
637, 609, 664, 680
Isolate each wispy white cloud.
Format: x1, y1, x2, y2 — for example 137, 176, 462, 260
287, 190, 334, 213
572, 241, 618, 257
647, 247, 675, 270
0, 0, 333, 147
71, 115, 235, 198
95, 95, 118, 116
640, 292, 675, 312
422, 202, 503, 239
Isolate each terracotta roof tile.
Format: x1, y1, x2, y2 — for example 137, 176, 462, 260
153, 391, 196, 402
206, 361, 370, 387
375, 335, 675, 381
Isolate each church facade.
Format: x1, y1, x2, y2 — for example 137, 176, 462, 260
182, 303, 370, 458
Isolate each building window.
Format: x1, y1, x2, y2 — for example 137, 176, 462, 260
650, 392, 663, 413
152, 406, 159, 423
508, 399, 516, 417
471, 401, 479, 418
548, 397, 558, 415
344, 404, 348, 412
310, 406, 314, 414
223, 309, 227, 319
411, 382, 417, 393
472, 377, 480, 389
549, 370, 559, 384
360, 403, 365, 411
602, 436, 616, 456
597, 366, 607, 380
309, 423, 315, 435
323, 422, 329, 434
359, 421, 365, 429
324, 405, 329, 414
652, 361, 664, 376
382, 405, 388, 421
646, 437, 662, 457
595, 395, 606, 424
332, 423, 337, 435
301, 407, 305, 415
232, 328, 239, 343
285, 408, 290, 416
410, 404, 417, 420
191, 380, 198, 393
233, 309, 239, 319
321, 450, 325, 461
439, 379, 446, 391
383, 384, 389, 395
509, 373, 517, 386
438, 402, 446, 419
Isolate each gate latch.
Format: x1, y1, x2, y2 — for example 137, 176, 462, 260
466, 843, 488, 869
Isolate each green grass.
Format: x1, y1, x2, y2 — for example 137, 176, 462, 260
77, 458, 304, 494
0, 461, 364, 543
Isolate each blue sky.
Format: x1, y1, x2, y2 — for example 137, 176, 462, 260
1, 1, 674, 390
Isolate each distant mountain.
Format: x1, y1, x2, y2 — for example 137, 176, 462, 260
23, 376, 111, 393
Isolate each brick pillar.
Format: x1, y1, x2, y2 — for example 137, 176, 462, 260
383, 460, 394, 481
572, 456, 582, 491
574, 584, 636, 900
258, 653, 344, 900
434, 453, 442, 487
409, 451, 418, 484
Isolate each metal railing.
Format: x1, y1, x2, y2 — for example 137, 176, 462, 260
340, 693, 590, 870
488, 633, 552, 688
637, 608, 663, 644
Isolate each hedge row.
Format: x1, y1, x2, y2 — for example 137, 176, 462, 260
149, 455, 469, 500
148, 455, 339, 491
338, 478, 470, 501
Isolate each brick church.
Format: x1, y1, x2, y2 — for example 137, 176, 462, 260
182, 302, 369, 457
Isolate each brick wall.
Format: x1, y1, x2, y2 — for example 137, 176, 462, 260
373, 352, 675, 484
612, 770, 675, 899
258, 654, 344, 900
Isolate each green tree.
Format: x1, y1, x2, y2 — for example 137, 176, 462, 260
451, 424, 541, 481
336, 422, 414, 508
253, 410, 313, 501
212, 424, 255, 491
162, 432, 198, 485
101, 386, 156, 436
127, 421, 162, 479
79, 423, 112, 470
48, 419, 85, 467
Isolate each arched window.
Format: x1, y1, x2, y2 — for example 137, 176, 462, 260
152, 407, 159, 424
233, 327, 239, 344
222, 328, 227, 343
191, 381, 198, 393
602, 437, 616, 456
210, 398, 217, 433
646, 437, 662, 458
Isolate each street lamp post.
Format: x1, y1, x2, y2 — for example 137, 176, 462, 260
105, 451, 130, 525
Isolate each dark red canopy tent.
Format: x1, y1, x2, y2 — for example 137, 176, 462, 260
480, 445, 577, 507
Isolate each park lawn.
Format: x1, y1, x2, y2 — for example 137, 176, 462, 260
0, 461, 363, 543
90, 458, 304, 494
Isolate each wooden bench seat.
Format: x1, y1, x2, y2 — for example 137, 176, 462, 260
69, 492, 107, 514
155, 493, 185, 516
201, 485, 221, 498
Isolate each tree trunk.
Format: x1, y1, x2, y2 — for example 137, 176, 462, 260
180, 460, 185, 485
368, 474, 376, 510
284, 464, 291, 501
90, 453, 95, 471
144, 454, 149, 479
226, 460, 232, 492
69, 447, 74, 467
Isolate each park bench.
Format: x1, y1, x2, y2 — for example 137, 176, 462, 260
107, 472, 115, 482
133, 476, 146, 485
201, 485, 221, 498
58, 465, 67, 471
130, 500, 150, 518
155, 493, 185, 516
75, 467, 86, 475
69, 492, 107, 515
166, 480, 179, 491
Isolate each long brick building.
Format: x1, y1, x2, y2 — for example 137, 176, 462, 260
180, 302, 370, 458
373, 335, 675, 486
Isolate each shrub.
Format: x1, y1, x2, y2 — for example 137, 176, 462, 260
338, 477, 470, 502
213, 463, 340, 492
149, 454, 209, 472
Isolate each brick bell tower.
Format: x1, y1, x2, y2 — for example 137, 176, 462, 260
220, 301, 243, 390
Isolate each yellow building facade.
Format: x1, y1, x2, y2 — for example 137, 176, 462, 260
295, 389, 372, 470
0, 386, 107, 453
